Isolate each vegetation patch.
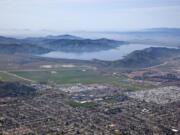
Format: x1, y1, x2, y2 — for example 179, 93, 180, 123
109, 81, 155, 91
24, 93, 42, 99
0, 114, 3, 118
45, 89, 68, 98
65, 101, 99, 108
0, 72, 26, 82
111, 130, 122, 135
104, 99, 118, 104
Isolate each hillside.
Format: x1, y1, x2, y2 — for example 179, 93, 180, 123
39, 38, 127, 52
109, 47, 180, 68
0, 36, 22, 44
0, 35, 128, 53
0, 43, 51, 55
0, 81, 36, 98
24, 34, 82, 43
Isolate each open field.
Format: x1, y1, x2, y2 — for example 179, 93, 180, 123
104, 99, 118, 104
10, 70, 109, 84
109, 80, 155, 91
0, 72, 27, 82
65, 101, 99, 108
10, 70, 154, 90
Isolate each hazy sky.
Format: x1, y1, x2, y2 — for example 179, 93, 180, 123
0, 0, 180, 32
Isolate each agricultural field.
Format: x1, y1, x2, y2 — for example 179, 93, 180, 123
0, 72, 26, 82
10, 70, 154, 90
10, 70, 109, 84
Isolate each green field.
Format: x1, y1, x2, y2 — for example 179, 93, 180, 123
65, 101, 99, 108
104, 99, 118, 104
0, 72, 26, 82
10, 70, 154, 90
109, 81, 154, 91
10, 70, 111, 84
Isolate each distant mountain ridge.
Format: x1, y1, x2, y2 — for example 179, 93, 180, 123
0, 36, 22, 44
0, 35, 127, 54
24, 34, 83, 43
0, 43, 51, 55
46, 34, 82, 40
23, 35, 128, 52
143, 28, 180, 32
39, 38, 127, 52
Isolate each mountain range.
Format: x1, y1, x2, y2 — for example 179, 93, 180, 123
1, 34, 180, 69
0, 35, 128, 54
0, 43, 51, 55
36, 38, 127, 52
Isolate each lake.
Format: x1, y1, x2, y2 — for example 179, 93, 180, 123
41, 44, 161, 61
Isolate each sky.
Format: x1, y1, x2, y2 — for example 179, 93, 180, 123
0, 0, 180, 34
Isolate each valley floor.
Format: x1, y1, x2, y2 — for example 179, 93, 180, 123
0, 55, 180, 135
